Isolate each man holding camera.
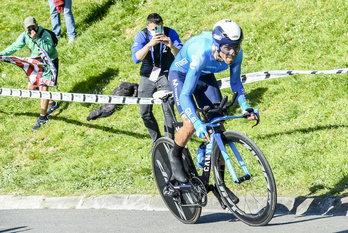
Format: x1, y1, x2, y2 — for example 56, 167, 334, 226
131, 13, 183, 143
0, 17, 60, 131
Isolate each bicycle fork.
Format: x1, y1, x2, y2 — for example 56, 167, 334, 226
215, 133, 252, 184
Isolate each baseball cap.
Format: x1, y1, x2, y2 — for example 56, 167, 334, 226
24, 17, 37, 28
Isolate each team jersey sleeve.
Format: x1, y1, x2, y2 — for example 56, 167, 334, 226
180, 49, 207, 125
131, 31, 147, 64
229, 49, 250, 110
168, 29, 183, 50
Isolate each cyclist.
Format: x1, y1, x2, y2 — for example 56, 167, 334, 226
168, 19, 258, 183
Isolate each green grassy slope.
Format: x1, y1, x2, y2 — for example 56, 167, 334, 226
0, 0, 347, 197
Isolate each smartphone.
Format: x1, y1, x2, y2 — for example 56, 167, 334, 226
154, 25, 163, 34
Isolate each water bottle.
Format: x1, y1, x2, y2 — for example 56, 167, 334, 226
196, 142, 206, 168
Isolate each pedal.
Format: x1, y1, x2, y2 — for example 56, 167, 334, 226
163, 185, 177, 197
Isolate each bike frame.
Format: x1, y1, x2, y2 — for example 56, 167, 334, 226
169, 114, 252, 191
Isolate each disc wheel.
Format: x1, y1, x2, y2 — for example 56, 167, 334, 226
152, 137, 202, 224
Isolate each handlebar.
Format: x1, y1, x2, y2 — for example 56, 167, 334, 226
197, 91, 238, 115
198, 91, 239, 115
197, 91, 260, 127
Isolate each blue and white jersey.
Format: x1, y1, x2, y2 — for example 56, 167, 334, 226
169, 31, 249, 125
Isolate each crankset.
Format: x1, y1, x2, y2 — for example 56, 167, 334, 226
188, 177, 208, 207
163, 177, 207, 207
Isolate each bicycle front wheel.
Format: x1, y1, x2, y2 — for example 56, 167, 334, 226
212, 131, 277, 226
152, 137, 201, 224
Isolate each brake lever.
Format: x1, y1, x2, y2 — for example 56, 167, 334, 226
252, 114, 260, 128
243, 108, 260, 128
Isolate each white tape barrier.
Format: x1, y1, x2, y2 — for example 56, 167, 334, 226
218, 68, 348, 90
0, 68, 347, 104
0, 88, 162, 105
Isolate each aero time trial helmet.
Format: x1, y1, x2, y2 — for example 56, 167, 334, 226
212, 19, 243, 55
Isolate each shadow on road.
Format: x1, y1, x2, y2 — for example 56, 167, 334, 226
196, 212, 237, 224
0, 226, 30, 233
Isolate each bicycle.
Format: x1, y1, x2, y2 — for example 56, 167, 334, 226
152, 91, 277, 226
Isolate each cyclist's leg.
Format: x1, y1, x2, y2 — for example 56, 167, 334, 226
194, 74, 226, 167
168, 70, 193, 148
167, 114, 197, 182
174, 115, 195, 146
194, 73, 223, 120
168, 71, 195, 182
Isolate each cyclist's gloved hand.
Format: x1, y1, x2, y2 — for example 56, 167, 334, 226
193, 120, 207, 139
243, 108, 259, 119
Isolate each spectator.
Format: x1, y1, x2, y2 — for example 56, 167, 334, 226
48, 0, 77, 43
131, 13, 183, 143
0, 17, 60, 131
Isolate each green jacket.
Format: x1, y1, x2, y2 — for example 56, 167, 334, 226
0, 25, 58, 60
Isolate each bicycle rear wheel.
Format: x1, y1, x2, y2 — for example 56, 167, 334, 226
152, 137, 201, 224
212, 131, 277, 226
